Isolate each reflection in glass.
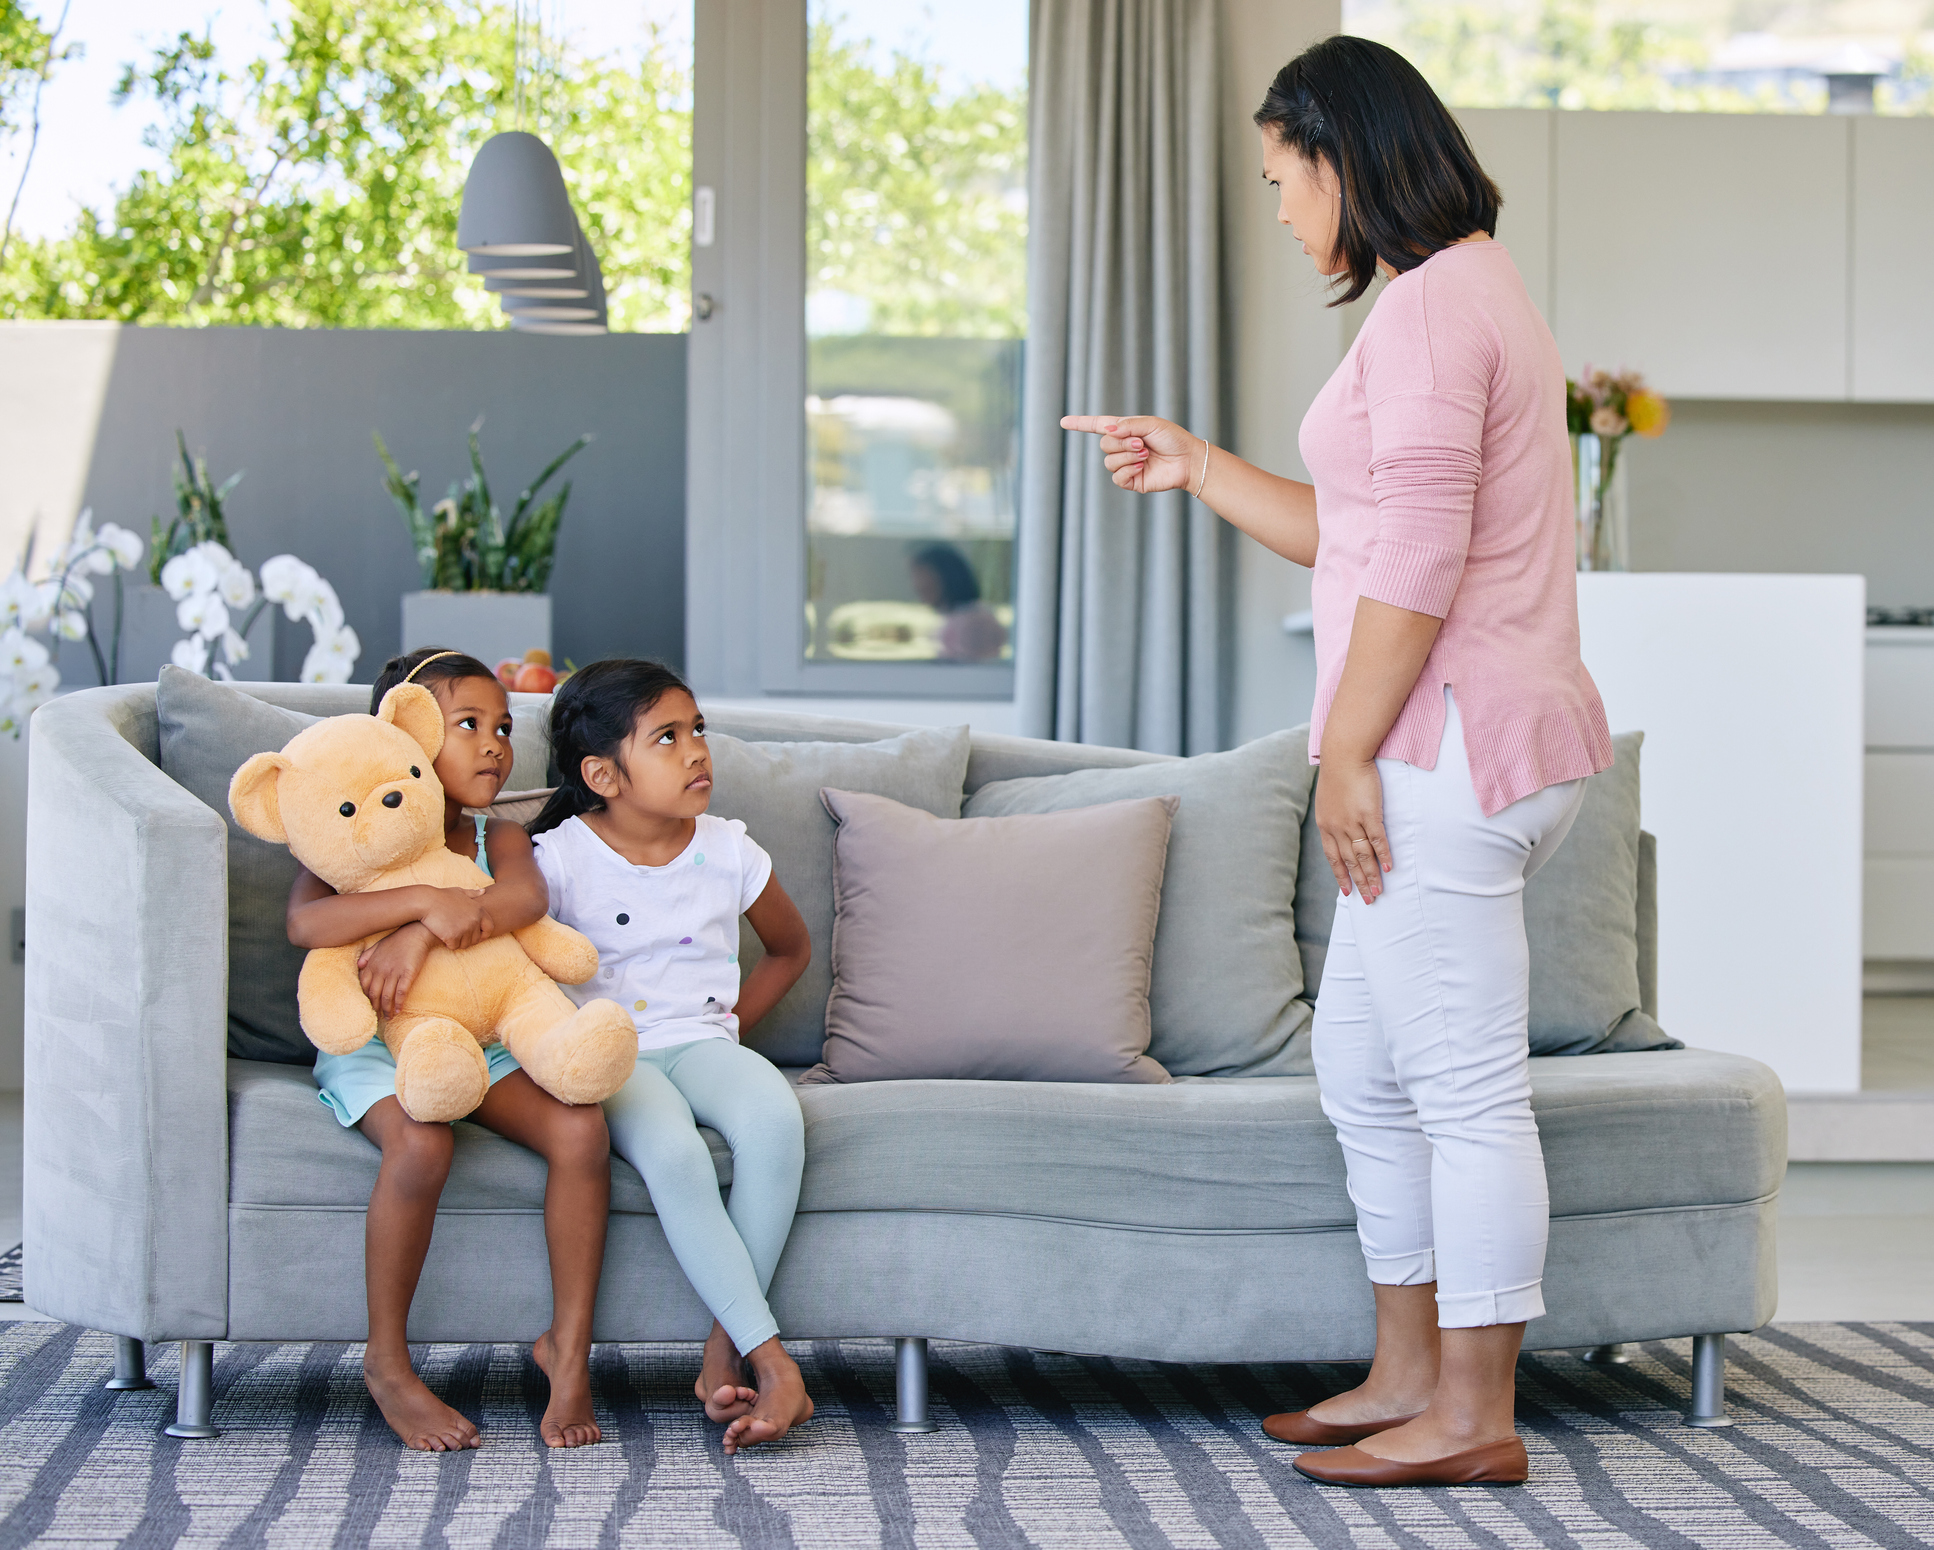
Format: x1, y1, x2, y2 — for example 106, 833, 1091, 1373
803, 1, 1027, 666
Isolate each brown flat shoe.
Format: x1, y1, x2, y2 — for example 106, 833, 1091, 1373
1262, 1409, 1424, 1446
1292, 1436, 1529, 1487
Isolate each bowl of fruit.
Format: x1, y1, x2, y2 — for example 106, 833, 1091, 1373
496, 649, 568, 694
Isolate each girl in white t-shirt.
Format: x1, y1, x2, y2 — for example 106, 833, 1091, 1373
528, 660, 815, 1455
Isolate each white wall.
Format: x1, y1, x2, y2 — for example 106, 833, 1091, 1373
1221, 0, 1345, 746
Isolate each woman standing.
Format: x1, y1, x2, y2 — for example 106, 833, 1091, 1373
1062, 36, 1611, 1488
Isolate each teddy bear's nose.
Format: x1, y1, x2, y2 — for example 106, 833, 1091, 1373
382, 790, 403, 809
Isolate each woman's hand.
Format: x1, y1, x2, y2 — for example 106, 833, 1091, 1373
1313, 759, 1393, 902
358, 924, 437, 1018
1061, 415, 1203, 494
419, 887, 494, 951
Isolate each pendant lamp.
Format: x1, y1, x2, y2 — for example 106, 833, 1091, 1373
486, 276, 590, 299
468, 250, 576, 282
457, 131, 577, 256
503, 211, 607, 332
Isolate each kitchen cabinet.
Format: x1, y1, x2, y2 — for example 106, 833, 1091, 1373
1851, 116, 1934, 402
1552, 112, 1850, 401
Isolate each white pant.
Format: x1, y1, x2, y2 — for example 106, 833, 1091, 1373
1312, 690, 1585, 1329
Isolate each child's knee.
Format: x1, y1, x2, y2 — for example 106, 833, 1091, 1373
381, 1118, 454, 1181
548, 1103, 612, 1172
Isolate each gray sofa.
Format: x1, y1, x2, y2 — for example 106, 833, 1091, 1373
23, 681, 1785, 1439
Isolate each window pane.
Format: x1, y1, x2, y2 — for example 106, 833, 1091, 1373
1344, 0, 1934, 114
804, 1, 1028, 667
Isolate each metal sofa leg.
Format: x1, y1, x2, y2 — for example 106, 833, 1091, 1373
1684, 1333, 1733, 1428
164, 1340, 220, 1439
889, 1337, 938, 1434
1582, 1343, 1630, 1365
107, 1336, 155, 1391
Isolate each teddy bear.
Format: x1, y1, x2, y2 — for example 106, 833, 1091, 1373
227, 683, 638, 1123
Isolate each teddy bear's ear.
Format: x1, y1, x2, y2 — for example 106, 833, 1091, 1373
229, 752, 291, 844
378, 683, 446, 762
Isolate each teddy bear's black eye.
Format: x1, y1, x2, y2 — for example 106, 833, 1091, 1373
616, 913, 629, 925
410, 766, 420, 778
339, 801, 356, 818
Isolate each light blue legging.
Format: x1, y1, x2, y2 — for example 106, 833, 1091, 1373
602, 1038, 806, 1355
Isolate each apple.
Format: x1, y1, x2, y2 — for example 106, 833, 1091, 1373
494, 657, 522, 689
513, 662, 558, 694
522, 648, 552, 667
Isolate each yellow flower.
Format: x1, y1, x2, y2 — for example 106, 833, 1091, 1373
1626, 389, 1670, 439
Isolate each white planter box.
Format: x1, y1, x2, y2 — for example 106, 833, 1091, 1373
401, 591, 552, 670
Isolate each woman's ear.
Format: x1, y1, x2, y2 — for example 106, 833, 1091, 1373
229, 752, 291, 844
377, 683, 446, 761
581, 754, 618, 798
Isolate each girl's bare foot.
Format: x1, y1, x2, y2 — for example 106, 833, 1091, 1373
721, 1337, 814, 1455
364, 1348, 480, 1451
532, 1329, 603, 1448
696, 1320, 757, 1424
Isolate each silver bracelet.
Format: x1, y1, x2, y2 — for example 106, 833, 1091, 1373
1192, 442, 1214, 501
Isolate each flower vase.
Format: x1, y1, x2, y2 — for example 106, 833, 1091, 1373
1573, 432, 1630, 572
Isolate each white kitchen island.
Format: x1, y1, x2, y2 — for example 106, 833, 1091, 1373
1576, 573, 1866, 1094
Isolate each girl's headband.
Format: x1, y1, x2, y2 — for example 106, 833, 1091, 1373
402, 650, 459, 685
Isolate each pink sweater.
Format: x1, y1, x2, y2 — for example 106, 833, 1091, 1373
1300, 241, 1612, 816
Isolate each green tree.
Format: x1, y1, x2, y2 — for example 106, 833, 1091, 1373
806, 18, 1027, 339
1358, 0, 1814, 112
1, 0, 692, 330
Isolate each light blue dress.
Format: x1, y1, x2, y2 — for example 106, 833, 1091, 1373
312, 814, 522, 1127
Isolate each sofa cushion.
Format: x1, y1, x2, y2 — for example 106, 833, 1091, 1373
229, 1049, 1782, 1233
158, 669, 556, 1064
964, 728, 1316, 1077
1294, 730, 1678, 1056
227, 1058, 728, 1212
706, 726, 973, 1068
808, 789, 1176, 1085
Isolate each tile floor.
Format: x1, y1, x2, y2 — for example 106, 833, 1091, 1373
2, 1007, 1932, 1327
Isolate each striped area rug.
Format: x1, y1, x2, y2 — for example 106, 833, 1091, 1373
0, 1323, 1929, 1548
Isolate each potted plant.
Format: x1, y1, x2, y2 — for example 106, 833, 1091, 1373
378, 418, 591, 672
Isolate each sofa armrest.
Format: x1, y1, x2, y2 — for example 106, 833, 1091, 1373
1637, 830, 1658, 1022
24, 685, 229, 1339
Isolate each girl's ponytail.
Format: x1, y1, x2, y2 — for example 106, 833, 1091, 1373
527, 657, 694, 836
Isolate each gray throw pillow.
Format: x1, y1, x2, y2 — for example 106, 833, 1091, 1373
964, 728, 1315, 1077
707, 726, 973, 1068
1522, 733, 1679, 1054
1294, 730, 1677, 1055
157, 667, 321, 1064
155, 668, 559, 1065
808, 788, 1176, 1084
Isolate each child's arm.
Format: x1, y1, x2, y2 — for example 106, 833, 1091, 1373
286, 867, 494, 951
736, 875, 811, 1034
480, 820, 551, 934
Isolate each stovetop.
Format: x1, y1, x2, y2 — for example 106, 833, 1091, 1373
1868, 608, 1934, 628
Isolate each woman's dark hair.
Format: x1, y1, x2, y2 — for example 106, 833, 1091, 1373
1254, 36, 1501, 306
368, 647, 497, 715
911, 544, 981, 610
529, 658, 693, 835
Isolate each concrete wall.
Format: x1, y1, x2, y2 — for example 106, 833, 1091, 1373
0, 324, 688, 682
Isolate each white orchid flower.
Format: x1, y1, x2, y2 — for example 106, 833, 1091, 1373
53, 571, 92, 608
301, 624, 361, 684
27, 581, 60, 631
160, 549, 222, 601
176, 592, 230, 637
53, 610, 87, 641
221, 627, 249, 665
13, 661, 59, 706
306, 582, 345, 636
258, 553, 313, 605
170, 636, 209, 674
97, 523, 144, 571
0, 630, 50, 672
0, 572, 41, 631
81, 544, 116, 576
66, 508, 95, 553
218, 563, 256, 609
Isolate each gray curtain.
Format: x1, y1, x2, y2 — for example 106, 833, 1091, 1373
1016, 0, 1230, 755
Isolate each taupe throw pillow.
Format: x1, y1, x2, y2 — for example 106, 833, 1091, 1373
964, 727, 1315, 1077
807, 788, 1177, 1084
706, 726, 973, 1067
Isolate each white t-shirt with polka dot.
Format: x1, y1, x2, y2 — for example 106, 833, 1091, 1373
532, 812, 773, 1052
